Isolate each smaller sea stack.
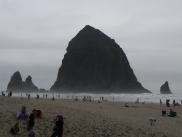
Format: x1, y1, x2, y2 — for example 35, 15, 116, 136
160, 81, 172, 94
7, 71, 39, 92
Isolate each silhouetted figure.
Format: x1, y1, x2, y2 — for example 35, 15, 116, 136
36, 94, 39, 99
17, 106, 29, 119
162, 110, 166, 116
8, 91, 12, 97
135, 98, 139, 104
52, 96, 55, 101
28, 94, 31, 100
10, 122, 20, 135
160, 99, 162, 105
166, 99, 170, 107
27, 110, 35, 131
173, 100, 176, 107
176, 102, 180, 106
83, 96, 86, 101
1, 92, 5, 96
51, 115, 64, 137
75, 97, 78, 101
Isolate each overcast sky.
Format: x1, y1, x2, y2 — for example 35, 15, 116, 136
0, 0, 182, 93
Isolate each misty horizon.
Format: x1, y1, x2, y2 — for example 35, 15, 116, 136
0, 0, 182, 93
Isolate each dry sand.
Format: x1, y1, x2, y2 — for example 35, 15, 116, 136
0, 96, 182, 137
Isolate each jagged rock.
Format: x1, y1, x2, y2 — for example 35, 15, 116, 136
25, 75, 32, 83
7, 71, 38, 91
51, 25, 150, 93
160, 81, 172, 94
7, 71, 24, 91
24, 75, 39, 91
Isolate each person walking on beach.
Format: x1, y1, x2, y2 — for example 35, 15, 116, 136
166, 99, 170, 107
160, 99, 162, 105
173, 100, 176, 107
27, 94, 31, 100
36, 94, 39, 99
51, 115, 64, 137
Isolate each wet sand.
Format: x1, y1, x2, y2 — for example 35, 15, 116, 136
0, 96, 181, 137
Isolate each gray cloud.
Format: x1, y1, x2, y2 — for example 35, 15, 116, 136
0, 0, 182, 92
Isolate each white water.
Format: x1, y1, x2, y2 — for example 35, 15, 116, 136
3, 91, 182, 103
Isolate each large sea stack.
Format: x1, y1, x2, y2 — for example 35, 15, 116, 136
51, 25, 149, 93
160, 81, 172, 94
7, 71, 39, 92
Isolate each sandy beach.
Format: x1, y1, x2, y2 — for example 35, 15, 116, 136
0, 96, 182, 137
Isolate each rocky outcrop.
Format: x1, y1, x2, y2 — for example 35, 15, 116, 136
7, 71, 39, 91
7, 71, 24, 91
51, 25, 150, 93
160, 81, 172, 94
24, 75, 39, 91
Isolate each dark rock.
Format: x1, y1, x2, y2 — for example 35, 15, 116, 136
51, 25, 150, 93
160, 81, 172, 94
7, 71, 24, 91
24, 75, 39, 91
7, 71, 38, 91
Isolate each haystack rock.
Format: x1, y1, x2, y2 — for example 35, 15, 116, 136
160, 81, 172, 94
51, 25, 150, 93
7, 71, 39, 91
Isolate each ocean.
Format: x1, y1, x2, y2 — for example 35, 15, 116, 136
4, 91, 182, 104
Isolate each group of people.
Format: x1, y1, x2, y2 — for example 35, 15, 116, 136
164, 99, 181, 107
82, 96, 92, 102
162, 109, 177, 117
73, 96, 105, 102
10, 106, 63, 137
159, 99, 180, 118
26, 94, 57, 101
1, 91, 13, 97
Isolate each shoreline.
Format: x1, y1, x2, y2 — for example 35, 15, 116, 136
2, 91, 182, 104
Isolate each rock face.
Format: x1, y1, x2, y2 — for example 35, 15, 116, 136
7, 71, 23, 91
7, 71, 39, 91
51, 25, 149, 93
160, 81, 172, 94
24, 75, 39, 91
